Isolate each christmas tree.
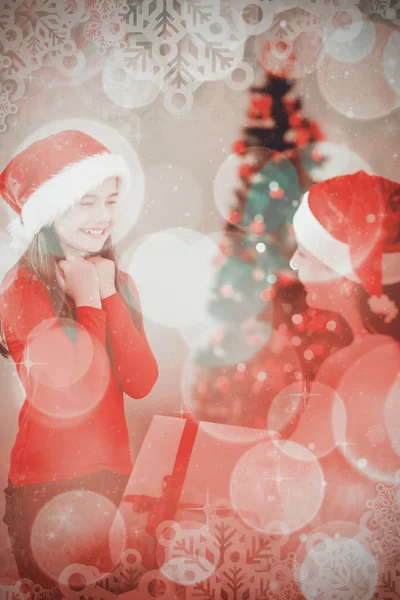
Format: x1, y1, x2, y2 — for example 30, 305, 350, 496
187, 67, 351, 432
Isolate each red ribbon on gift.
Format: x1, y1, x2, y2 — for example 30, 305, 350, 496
124, 418, 201, 536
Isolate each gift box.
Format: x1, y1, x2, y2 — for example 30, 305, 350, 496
112, 416, 323, 597
21, 415, 385, 599
116, 416, 285, 567
121, 417, 277, 524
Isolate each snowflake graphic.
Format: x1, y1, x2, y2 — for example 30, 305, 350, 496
83, 0, 127, 54
367, 423, 387, 446
100, 0, 246, 113
142, 0, 186, 44
0, 83, 18, 132
87, 0, 125, 19
358, 479, 400, 573
300, 536, 379, 600
367, 483, 400, 529
0, 0, 344, 117
359, 0, 391, 17
251, 553, 304, 600
0, 0, 86, 79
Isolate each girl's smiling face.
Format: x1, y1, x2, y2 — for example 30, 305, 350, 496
54, 176, 119, 255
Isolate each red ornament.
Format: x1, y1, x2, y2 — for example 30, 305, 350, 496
261, 288, 275, 301
310, 120, 325, 142
269, 187, 285, 199
239, 164, 255, 180
229, 210, 240, 224
272, 152, 284, 164
248, 95, 273, 120
233, 139, 247, 155
295, 128, 311, 147
250, 220, 265, 234
221, 284, 234, 299
289, 112, 303, 128
252, 267, 265, 281
283, 98, 297, 114
311, 147, 324, 163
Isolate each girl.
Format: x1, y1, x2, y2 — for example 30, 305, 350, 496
289, 170, 400, 524
0, 130, 158, 588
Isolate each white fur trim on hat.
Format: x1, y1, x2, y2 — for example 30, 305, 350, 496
7, 152, 132, 250
292, 191, 400, 286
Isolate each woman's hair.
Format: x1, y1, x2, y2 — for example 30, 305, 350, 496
357, 282, 400, 342
0, 224, 142, 358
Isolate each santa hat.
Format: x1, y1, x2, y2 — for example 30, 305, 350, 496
293, 170, 400, 323
0, 129, 132, 252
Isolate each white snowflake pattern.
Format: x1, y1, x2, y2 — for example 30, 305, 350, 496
83, 0, 127, 55
0, 0, 85, 79
367, 483, 400, 529
367, 423, 387, 446
359, 0, 391, 17
2, 0, 367, 117
357, 480, 400, 572
0, 84, 18, 133
300, 536, 379, 600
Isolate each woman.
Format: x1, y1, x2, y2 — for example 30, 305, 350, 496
0, 130, 158, 588
289, 170, 400, 525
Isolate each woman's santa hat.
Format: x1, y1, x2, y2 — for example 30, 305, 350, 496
0, 129, 132, 251
293, 170, 400, 323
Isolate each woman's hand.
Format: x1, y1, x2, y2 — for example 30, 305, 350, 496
57, 256, 101, 308
85, 256, 116, 300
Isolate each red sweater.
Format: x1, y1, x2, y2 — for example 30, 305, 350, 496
0, 267, 158, 485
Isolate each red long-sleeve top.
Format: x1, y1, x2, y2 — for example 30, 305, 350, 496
0, 266, 159, 485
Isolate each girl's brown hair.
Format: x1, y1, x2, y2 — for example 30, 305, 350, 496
0, 224, 142, 358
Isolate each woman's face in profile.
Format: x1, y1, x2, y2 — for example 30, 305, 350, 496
54, 176, 119, 254
290, 244, 348, 311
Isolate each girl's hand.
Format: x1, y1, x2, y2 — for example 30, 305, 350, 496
58, 256, 101, 308
85, 256, 116, 300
